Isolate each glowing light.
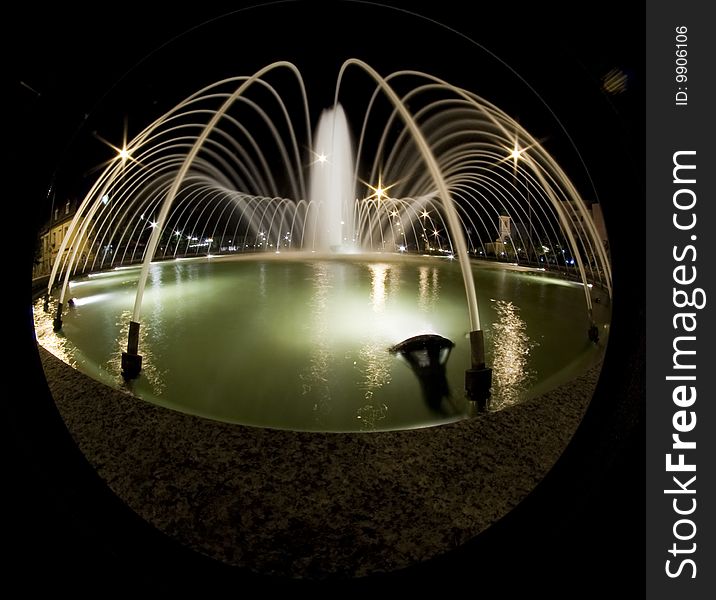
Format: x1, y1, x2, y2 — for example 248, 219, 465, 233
118, 147, 130, 161
72, 293, 113, 307
399, 245, 406, 252
149, 221, 157, 228
364, 176, 396, 203
101, 194, 110, 205
602, 67, 628, 95
310, 150, 329, 166
506, 139, 536, 168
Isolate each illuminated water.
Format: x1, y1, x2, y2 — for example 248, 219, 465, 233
34, 255, 609, 431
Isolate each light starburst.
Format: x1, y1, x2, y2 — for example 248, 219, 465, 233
363, 176, 397, 203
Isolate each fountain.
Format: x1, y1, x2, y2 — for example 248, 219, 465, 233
305, 104, 356, 252
37, 60, 612, 431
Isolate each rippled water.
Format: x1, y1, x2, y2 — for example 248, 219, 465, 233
34, 255, 609, 431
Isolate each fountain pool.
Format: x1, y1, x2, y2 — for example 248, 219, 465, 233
35, 254, 609, 431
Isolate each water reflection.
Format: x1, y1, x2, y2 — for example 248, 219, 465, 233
356, 401, 388, 429
417, 266, 440, 313
148, 264, 167, 351
33, 294, 166, 396
370, 263, 388, 311
258, 262, 267, 299
390, 334, 455, 416
488, 300, 537, 411
355, 263, 397, 430
111, 309, 167, 396
300, 262, 333, 420
33, 258, 600, 431
32, 298, 76, 367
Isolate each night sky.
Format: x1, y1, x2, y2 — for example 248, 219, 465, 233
12, 0, 644, 593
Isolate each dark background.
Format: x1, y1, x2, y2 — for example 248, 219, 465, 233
9, 0, 643, 594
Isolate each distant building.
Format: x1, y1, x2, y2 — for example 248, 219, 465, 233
485, 239, 515, 258
512, 221, 538, 257
498, 215, 511, 243
485, 203, 607, 262
34, 199, 91, 278
560, 199, 609, 253
591, 203, 608, 249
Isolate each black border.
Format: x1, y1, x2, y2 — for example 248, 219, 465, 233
10, 1, 645, 593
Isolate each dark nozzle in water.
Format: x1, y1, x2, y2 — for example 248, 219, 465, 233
52, 302, 63, 332
121, 352, 142, 379
389, 334, 455, 414
465, 329, 492, 411
121, 320, 143, 379
465, 368, 492, 411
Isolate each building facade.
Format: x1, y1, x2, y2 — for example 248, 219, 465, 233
33, 199, 91, 279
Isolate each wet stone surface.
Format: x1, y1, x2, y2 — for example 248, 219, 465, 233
40, 346, 598, 579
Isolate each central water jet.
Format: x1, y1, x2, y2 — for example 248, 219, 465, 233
306, 104, 356, 252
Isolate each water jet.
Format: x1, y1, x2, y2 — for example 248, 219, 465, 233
37, 60, 611, 431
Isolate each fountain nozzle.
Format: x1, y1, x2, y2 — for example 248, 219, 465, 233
52, 302, 63, 331
121, 320, 143, 379
465, 330, 492, 409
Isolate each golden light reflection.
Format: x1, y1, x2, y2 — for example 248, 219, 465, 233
488, 300, 537, 411
355, 263, 399, 430
356, 401, 388, 430
356, 339, 391, 431
417, 266, 440, 313
110, 309, 166, 395
300, 262, 333, 418
369, 263, 388, 312
32, 298, 76, 368
33, 297, 166, 395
